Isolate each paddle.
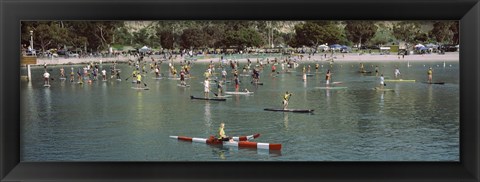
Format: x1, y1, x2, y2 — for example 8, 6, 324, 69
125, 75, 132, 81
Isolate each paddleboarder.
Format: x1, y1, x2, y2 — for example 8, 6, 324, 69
60, 67, 65, 79
427, 67, 433, 83
379, 74, 385, 89
283, 91, 292, 110
394, 67, 401, 79
325, 69, 331, 85
70, 67, 74, 82
136, 74, 142, 88
43, 70, 50, 86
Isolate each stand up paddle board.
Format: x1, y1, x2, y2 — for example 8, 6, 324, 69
422, 82, 445, 85
190, 96, 226, 101
131, 87, 150, 90
315, 87, 347, 90
264, 108, 314, 113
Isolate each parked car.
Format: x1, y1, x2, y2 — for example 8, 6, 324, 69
66, 51, 79, 58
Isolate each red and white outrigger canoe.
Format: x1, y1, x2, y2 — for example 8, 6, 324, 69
170, 134, 282, 150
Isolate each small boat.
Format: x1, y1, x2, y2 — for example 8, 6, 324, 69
384, 79, 416, 82
225, 91, 254, 95
170, 134, 281, 150
131, 87, 150, 90
422, 82, 445, 85
315, 86, 348, 90
264, 108, 314, 113
190, 96, 226, 101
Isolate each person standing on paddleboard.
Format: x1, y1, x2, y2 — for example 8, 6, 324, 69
43, 71, 50, 86
394, 67, 401, 79
70, 67, 75, 82
180, 70, 186, 86
427, 67, 433, 83
325, 69, 331, 85
136, 74, 142, 88
283, 91, 292, 110
234, 75, 240, 91
102, 69, 107, 81
218, 123, 233, 142
60, 67, 65, 79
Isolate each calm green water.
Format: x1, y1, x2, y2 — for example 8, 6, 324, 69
20, 59, 459, 161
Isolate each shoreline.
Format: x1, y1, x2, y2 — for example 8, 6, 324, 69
30, 52, 459, 67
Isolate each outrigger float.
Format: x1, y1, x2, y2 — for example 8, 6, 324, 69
170, 134, 282, 150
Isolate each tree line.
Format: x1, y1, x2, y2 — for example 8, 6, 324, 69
21, 21, 459, 54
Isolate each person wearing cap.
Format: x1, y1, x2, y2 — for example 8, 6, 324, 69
427, 67, 433, 83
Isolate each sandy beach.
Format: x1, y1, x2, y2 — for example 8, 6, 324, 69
32, 52, 459, 67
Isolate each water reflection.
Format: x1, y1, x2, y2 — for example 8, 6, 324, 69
204, 102, 212, 129
283, 113, 289, 129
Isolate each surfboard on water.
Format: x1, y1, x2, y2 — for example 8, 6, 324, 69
315, 86, 348, 90
190, 96, 226, 101
214, 95, 232, 98
153, 77, 163, 80
43, 84, 51, 87
264, 108, 314, 113
60, 77, 66, 80
374, 87, 394, 91
102, 80, 107, 82
240, 74, 251, 77
422, 82, 445, 85
297, 74, 315, 77
131, 87, 150, 90
225, 91, 254, 95
358, 71, 372, 73
251, 82, 264, 85
177, 84, 191, 87
384, 79, 416, 82
332, 82, 343, 85
168, 77, 180, 80
116, 79, 122, 81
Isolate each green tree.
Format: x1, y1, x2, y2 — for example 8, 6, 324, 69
392, 21, 422, 44
158, 30, 174, 49
344, 21, 378, 47
369, 23, 396, 46
294, 21, 345, 48
430, 21, 454, 44
180, 28, 205, 49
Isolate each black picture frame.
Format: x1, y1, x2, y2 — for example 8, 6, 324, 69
1, 0, 478, 181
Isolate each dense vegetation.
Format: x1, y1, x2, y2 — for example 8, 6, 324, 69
21, 21, 459, 54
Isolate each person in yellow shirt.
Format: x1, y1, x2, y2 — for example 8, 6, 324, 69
218, 123, 233, 142
283, 91, 292, 110
136, 74, 142, 88
427, 67, 433, 83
